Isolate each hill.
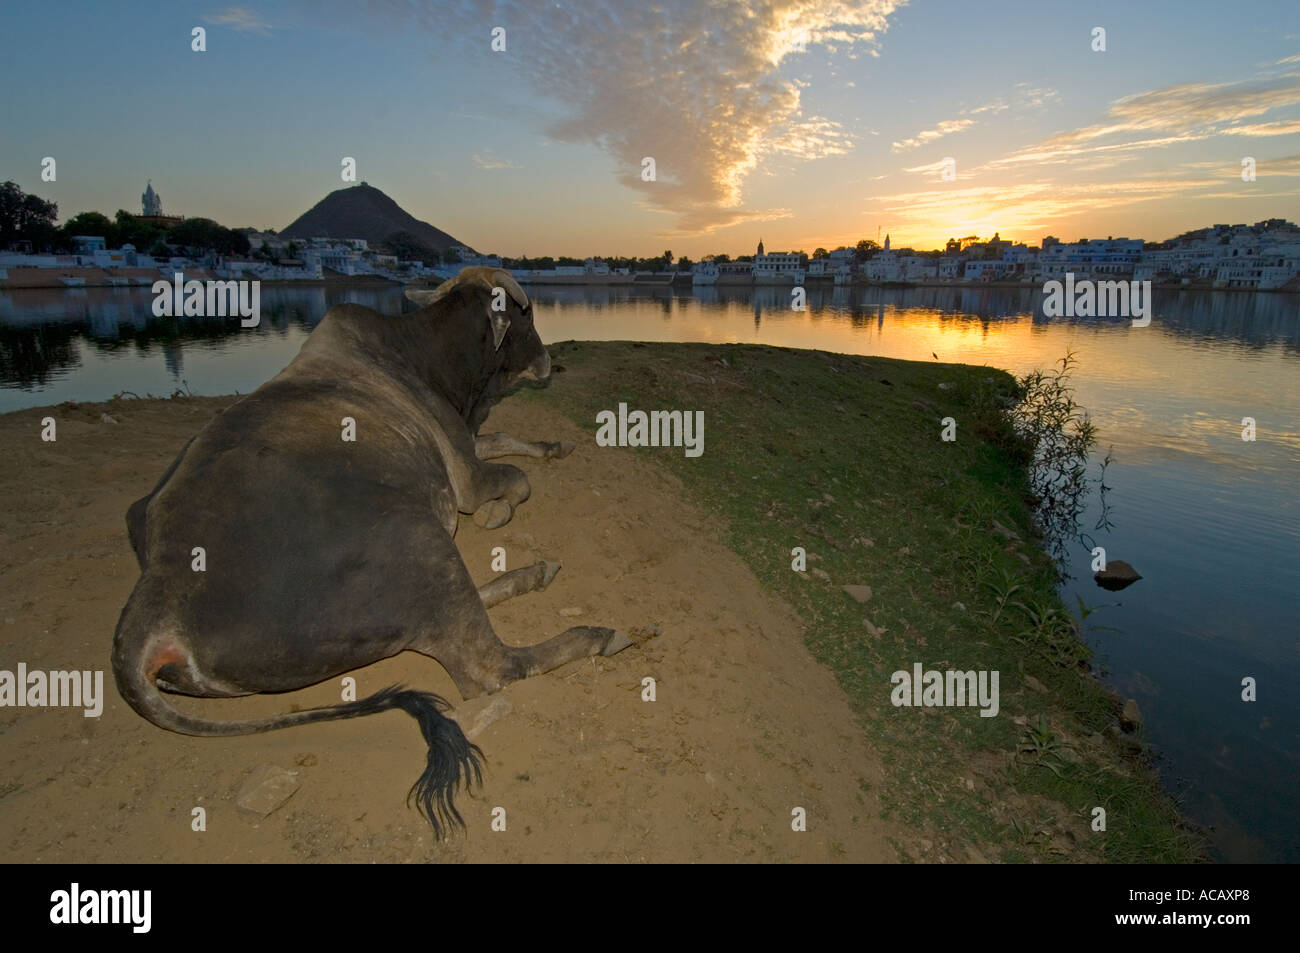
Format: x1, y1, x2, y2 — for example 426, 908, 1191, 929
281, 182, 473, 261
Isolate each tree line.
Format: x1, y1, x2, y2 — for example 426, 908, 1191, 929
0, 181, 250, 257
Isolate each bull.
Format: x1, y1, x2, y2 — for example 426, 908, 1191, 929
111, 267, 634, 835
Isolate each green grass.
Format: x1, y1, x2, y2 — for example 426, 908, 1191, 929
523, 340, 1203, 863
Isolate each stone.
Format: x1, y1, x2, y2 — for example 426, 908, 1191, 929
1120, 698, 1142, 732
810, 567, 831, 582
236, 764, 300, 818
864, 618, 886, 638
558, 606, 585, 617
842, 585, 873, 604
1024, 675, 1048, 694
1095, 560, 1142, 592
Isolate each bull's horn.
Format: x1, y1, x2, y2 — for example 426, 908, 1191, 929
490, 270, 529, 309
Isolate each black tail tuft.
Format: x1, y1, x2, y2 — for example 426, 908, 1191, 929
381, 687, 484, 838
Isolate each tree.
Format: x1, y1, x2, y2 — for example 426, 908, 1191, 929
854, 239, 880, 262
0, 182, 58, 250
662, 249, 673, 269
113, 209, 163, 251
813, 247, 829, 259
167, 217, 250, 256
59, 211, 117, 249
678, 256, 693, 270
382, 230, 437, 265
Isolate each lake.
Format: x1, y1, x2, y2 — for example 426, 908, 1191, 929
1, 282, 1296, 862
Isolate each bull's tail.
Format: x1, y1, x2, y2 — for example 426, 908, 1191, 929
112, 605, 482, 837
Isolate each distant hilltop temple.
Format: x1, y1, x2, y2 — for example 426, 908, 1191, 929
142, 180, 162, 216
135, 180, 183, 227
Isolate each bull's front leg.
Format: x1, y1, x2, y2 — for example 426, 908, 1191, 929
466, 461, 531, 529
475, 432, 574, 461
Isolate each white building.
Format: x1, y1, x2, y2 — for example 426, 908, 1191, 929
752, 238, 806, 283
1037, 237, 1143, 278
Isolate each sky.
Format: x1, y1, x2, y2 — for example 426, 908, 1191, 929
2, 0, 1298, 258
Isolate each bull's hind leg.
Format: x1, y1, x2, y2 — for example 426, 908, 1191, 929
477, 561, 562, 609
420, 620, 635, 701
395, 518, 633, 699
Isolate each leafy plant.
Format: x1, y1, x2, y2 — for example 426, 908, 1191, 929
1011, 351, 1113, 567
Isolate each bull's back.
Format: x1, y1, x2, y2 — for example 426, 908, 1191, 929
130, 377, 458, 689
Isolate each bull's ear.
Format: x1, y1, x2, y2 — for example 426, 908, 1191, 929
405, 288, 441, 307
487, 306, 509, 350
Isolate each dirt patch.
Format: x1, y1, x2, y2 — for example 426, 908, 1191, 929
0, 395, 897, 862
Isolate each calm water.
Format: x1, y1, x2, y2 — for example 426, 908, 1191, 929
2, 283, 1297, 862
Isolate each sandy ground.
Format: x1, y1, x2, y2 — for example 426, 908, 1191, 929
0, 393, 898, 863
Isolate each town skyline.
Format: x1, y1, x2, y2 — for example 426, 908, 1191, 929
15, 177, 1298, 263
3, 1, 1298, 258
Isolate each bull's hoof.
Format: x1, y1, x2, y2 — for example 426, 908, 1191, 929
540, 561, 562, 589
600, 630, 635, 656
473, 498, 514, 530
546, 441, 575, 460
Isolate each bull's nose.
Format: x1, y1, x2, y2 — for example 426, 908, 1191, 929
524, 349, 551, 381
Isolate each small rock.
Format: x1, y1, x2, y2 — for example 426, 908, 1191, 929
1120, 698, 1142, 732
810, 567, 831, 582
236, 765, 300, 818
1095, 560, 1142, 592
842, 585, 873, 604
99, 413, 119, 424
1024, 675, 1048, 694
952, 601, 966, 612
938, 382, 953, 391
863, 618, 886, 638
558, 606, 585, 617
965, 778, 975, 791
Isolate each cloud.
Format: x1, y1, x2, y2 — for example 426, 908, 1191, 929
901, 157, 958, 175
892, 119, 974, 152
202, 6, 272, 34
993, 73, 1300, 167
891, 85, 1058, 152
766, 116, 859, 159
362, 0, 903, 234
473, 151, 522, 170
